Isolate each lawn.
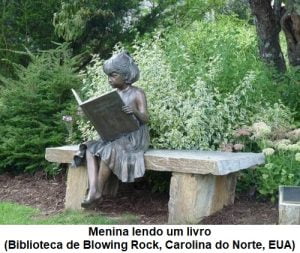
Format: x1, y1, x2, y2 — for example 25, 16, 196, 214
0, 202, 138, 225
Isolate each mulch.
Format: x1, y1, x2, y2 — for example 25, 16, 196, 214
0, 172, 278, 224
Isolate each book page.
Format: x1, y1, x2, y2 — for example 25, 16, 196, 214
71, 89, 82, 104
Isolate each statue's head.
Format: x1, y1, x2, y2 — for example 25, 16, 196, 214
103, 52, 140, 85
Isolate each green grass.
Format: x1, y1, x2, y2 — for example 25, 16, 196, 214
0, 202, 39, 224
0, 202, 139, 225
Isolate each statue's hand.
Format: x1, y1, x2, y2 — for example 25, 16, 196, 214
122, 105, 135, 114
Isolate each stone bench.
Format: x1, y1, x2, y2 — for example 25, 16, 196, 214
45, 145, 265, 224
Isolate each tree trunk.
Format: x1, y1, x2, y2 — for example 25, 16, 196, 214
281, 0, 300, 66
249, 0, 286, 72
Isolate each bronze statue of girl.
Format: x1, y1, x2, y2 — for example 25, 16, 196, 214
74, 52, 149, 207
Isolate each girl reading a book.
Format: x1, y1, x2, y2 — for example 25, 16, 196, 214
74, 52, 149, 208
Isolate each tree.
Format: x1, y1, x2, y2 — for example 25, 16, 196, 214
249, 0, 286, 72
0, 0, 61, 78
249, 0, 300, 70
53, 0, 140, 58
280, 0, 300, 66
0, 44, 81, 173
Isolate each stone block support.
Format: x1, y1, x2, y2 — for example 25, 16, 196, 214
65, 166, 88, 210
168, 172, 237, 224
65, 165, 119, 210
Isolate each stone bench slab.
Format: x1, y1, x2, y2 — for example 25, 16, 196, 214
45, 145, 264, 175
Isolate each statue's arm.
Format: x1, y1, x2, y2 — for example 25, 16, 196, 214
133, 89, 149, 124
122, 89, 149, 123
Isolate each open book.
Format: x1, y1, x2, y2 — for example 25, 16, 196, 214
72, 89, 139, 142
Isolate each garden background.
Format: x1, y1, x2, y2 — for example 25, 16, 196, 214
0, 0, 299, 224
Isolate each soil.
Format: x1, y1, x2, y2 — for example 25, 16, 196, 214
0, 172, 278, 224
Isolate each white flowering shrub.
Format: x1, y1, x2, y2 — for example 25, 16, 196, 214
251, 103, 294, 131
252, 122, 272, 139
77, 39, 268, 151
262, 148, 275, 156
235, 121, 300, 201
75, 27, 297, 196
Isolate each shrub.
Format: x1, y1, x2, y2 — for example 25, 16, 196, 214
78, 37, 294, 154
77, 19, 297, 195
164, 16, 258, 89
77, 40, 266, 152
0, 44, 81, 174
235, 120, 300, 201
162, 14, 300, 120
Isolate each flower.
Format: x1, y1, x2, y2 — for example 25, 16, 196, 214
234, 128, 251, 137
286, 144, 300, 152
295, 153, 300, 162
264, 140, 274, 148
286, 128, 300, 142
274, 139, 291, 147
62, 115, 73, 122
262, 148, 275, 156
277, 143, 289, 151
252, 122, 271, 139
233, 143, 245, 151
219, 143, 233, 152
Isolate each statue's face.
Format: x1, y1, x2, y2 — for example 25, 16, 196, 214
108, 72, 126, 89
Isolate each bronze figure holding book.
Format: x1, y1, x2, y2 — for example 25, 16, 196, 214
72, 89, 139, 141
73, 52, 150, 208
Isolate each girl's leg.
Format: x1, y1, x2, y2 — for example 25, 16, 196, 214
83, 150, 101, 204
97, 160, 111, 196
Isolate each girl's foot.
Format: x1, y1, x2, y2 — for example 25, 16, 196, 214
81, 195, 102, 208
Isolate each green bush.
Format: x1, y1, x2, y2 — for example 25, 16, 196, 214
0, 44, 81, 174
77, 41, 265, 151
164, 16, 256, 89
77, 36, 294, 153
257, 152, 300, 201
280, 70, 300, 120
77, 17, 297, 195
162, 15, 300, 120
235, 120, 300, 201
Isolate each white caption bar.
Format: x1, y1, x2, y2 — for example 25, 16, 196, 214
0, 225, 299, 253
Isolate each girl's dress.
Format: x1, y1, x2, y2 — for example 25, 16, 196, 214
73, 87, 149, 182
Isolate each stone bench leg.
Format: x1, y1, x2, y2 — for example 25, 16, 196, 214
65, 165, 119, 210
168, 172, 238, 224
65, 165, 88, 210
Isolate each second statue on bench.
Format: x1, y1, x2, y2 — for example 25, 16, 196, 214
73, 52, 150, 208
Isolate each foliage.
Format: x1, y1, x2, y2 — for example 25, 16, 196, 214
77, 35, 294, 154
0, 0, 61, 78
235, 120, 300, 201
280, 69, 300, 120
77, 18, 298, 193
66, 12, 298, 195
164, 16, 269, 93
164, 0, 250, 26
174, 0, 226, 23
0, 44, 81, 174
163, 14, 300, 120
53, 0, 140, 57
222, 0, 250, 20
257, 152, 300, 202
78, 40, 263, 151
